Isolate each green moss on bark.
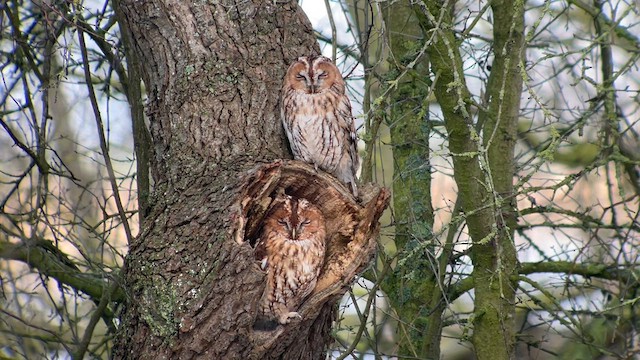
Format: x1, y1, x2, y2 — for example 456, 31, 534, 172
412, 0, 525, 358
381, 2, 440, 358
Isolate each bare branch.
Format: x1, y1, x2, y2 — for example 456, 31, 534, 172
0, 240, 125, 302
77, 21, 135, 246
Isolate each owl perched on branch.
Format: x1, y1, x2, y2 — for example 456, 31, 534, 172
254, 195, 326, 327
281, 55, 359, 196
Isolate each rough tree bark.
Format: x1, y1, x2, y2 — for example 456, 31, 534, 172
113, 1, 389, 359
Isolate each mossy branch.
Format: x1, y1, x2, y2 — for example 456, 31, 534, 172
450, 261, 640, 300
0, 240, 124, 303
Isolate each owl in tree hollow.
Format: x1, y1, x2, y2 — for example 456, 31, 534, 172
255, 195, 326, 325
281, 55, 359, 196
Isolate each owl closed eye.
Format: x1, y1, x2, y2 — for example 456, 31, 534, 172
254, 195, 326, 326
281, 55, 359, 196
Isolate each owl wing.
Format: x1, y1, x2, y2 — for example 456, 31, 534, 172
254, 237, 268, 271
336, 92, 360, 184
280, 90, 301, 158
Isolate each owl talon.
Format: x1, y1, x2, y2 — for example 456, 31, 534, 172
279, 311, 302, 324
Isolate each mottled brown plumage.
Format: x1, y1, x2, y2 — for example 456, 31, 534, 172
255, 195, 326, 325
281, 55, 359, 196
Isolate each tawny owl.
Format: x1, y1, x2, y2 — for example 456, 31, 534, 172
281, 55, 359, 196
254, 195, 326, 326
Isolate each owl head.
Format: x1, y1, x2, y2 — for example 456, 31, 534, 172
284, 55, 344, 95
264, 195, 325, 241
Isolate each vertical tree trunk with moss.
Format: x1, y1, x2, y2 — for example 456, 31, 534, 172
414, 0, 524, 358
472, 0, 524, 357
379, 2, 443, 358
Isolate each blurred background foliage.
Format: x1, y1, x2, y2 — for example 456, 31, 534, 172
1, 0, 639, 358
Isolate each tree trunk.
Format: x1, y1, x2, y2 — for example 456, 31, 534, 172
414, 0, 524, 358
380, 2, 440, 358
112, 1, 389, 359
471, 0, 524, 358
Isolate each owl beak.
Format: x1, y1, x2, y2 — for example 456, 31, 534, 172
291, 227, 297, 240
308, 84, 316, 94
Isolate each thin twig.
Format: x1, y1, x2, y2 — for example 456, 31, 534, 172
336, 261, 391, 360
72, 276, 118, 359
76, 21, 134, 247
324, 0, 338, 62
